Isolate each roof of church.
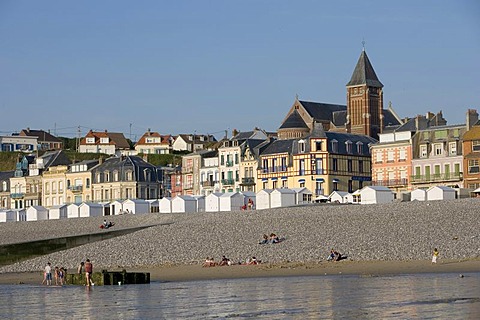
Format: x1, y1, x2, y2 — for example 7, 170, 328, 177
278, 109, 309, 130
346, 50, 383, 88
299, 100, 347, 123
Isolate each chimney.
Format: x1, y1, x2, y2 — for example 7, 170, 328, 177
466, 109, 479, 131
415, 115, 428, 130
104, 129, 108, 133
147, 128, 151, 135
98, 156, 104, 164
425, 112, 435, 121
27, 127, 30, 133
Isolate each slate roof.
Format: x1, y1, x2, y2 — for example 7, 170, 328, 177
383, 109, 402, 126
278, 110, 309, 130
299, 100, 347, 123
0, 171, 14, 182
40, 150, 71, 168
19, 129, 62, 142
260, 139, 297, 155
325, 132, 377, 155
92, 155, 159, 183
346, 50, 383, 88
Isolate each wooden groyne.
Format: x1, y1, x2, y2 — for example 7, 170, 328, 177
66, 269, 150, 286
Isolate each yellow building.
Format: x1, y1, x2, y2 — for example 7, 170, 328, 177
42, 165, 68, 207
65, 160, 99, 204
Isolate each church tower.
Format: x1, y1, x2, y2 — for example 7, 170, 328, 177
346, 48, 384, 139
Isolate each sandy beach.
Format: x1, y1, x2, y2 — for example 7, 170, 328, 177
1, 259, 479, 285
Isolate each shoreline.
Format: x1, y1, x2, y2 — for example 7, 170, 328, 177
1, 259, 479, 285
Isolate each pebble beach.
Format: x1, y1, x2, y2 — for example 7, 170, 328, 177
1, 198, 479, 275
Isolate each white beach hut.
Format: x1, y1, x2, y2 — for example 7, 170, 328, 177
67, 203, 80, 218
359, 186, 394, 204
271, 188, 296, 208
79, 202, 104, 217
240, 191, 256, 210
146, 199, 160, 213
14, 209, 27, 221
48, 204, 68, 220
205, 193, 223, 212
328, 191, 351, 204
426, 186, 456, 201
26, 205, 49, 221
411, 189, 427, 201
123, 199, 149, 214
110, 200, 124, 215
219, 192, 244, 212
0, 210, 16, 222
159, 197, 172, 213
292, 187, 313, 205
192, 195, 206, 212
171, 195, 197, 213
256, 189, 273, 210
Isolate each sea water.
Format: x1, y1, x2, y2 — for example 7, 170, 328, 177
1, 272, 479, 319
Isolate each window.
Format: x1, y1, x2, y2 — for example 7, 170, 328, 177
114, 171, 119, 181
299, 140, 305, 153
332, 158, 338, 171
468, 160, 479, 173
400, 170, 407, 180
331, 140, 338, 153
358, 160, 364, 173
100, 137, 109, 144
347, 160, 353, 173
420, 145, 428, 158
375, 151, 382, 163
473, 140, 480, 152
282, 179, 288, 188
415, 166, 421, 177
449, 142, 457, 156
376, 172, 383, 182
356, 142, 363, 154
434, 144, 442, 156
272, 158, 277, 172
104, 171, 109, 182
281, 157, 287, 171
399, 149, 406, 161
316, 158, 323, 174
126, 171, 133, 181
86, 137, 95, 144
345, 141, 352, 154
59, 181, 63, 192
425, 166, 431, 179
387, 150, 394, 162
388, 171, 395, 181
86, 178, 90, 188
272, 181, 277, 189
299, 159, 305, 175
315, 141, 322, 151
235, 153, 239, 164
434, 165, 440, 177
262, 159, 268, 173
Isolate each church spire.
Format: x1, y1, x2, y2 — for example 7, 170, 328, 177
346, 50, 383, 88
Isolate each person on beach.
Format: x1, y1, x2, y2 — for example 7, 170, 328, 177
77, 261, 84, 274
203, 257, 216, 267
220, 255, 230, 266
59, 267, 65, 286
85, 259, 93, 286
247, 257, 259, 265
44, 262, 52, 286
259, 234, 269, 244
269, 233, 279, 244
54, 266, 60, 285
432, 248, 439, 264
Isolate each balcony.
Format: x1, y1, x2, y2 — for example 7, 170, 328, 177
11, 193, 25, 199
202, 180, 217, 187
221, 179, 235, 185
315, 189, 324, 196
68, 185, 83, 193
373, 179, 408, 187
241, 177, 255, 185
410, 172, 463, 183
226, 161, 234, 167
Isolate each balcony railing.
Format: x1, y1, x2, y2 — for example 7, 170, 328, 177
221, 179, 235, 185
373, 179, 408, 187
410, 172, 462, 183
11, 193, 25, 199
68, 185, 83, 192
202, 180, 217, 187
226, 161, 234, 167
315, 189, 324, 196
183, 183, 193, 189
241, 177, 255, 185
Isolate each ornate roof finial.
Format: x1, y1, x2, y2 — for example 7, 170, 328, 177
362, 38, 366, 51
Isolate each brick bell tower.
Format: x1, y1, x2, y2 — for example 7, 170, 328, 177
346, 47, 384, 139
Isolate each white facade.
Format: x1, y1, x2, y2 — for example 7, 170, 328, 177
79, 203, 104, 217
219, 192, 244, 212
123, 199, 149, 214
360, 186, 394, 204
291, 187, 313, 205
426, 186, 456, 201
171, 195, 197, 213
159, 197, 172, 213
256, 189, 273, 210
329, 191, 351, 204
67, 203, 80, 218
411, 189, 427, 201
26, 206, 49, 221
49, 204, 68, 220
110, 200, 124, 215
271, 188, 296, 208
205, 193, 223, 212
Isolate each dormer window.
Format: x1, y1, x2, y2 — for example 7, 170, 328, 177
100, 137, 109, 144
345, 140, 353, 154
298, 140, 305, 153
331, 139, 338, 153
356, 141, 363, 154
86, 137, 95, 144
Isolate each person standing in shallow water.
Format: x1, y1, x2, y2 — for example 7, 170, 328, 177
432, 248, 439, 264
84, 259, 93, 286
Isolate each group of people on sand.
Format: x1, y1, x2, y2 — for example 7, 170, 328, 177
259, 233, 280, 244
327, 249, 343, 261
42, 262, 66, 286
203, 255, 233, 267
100, 219, 115, 229
77, 259, 94, 286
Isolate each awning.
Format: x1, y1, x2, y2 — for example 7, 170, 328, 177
261, 178, 268, 182
281, 176, 288, 180
316, 178, 324, 182
298, 179, 305, 183
332, 179, 340, 183
271, 177, 278, 181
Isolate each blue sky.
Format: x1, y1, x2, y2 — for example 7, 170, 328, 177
1, 1, 479, 140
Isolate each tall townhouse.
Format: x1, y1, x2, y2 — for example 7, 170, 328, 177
218, 129, 269, 193
258, 123, 376, 195
10, 151, 70, 209
168, 167, 183, 197
410, 123, 468, 190
239, 139, 273, 193
42, 165, 68, 207
0, 171, 14, 209
462, 110, 480, 190
199, 150, 220, 196
91, 155, 161, 202
182, 151, 204, 195
65, 160, 99, 204
371, 112, 446, 192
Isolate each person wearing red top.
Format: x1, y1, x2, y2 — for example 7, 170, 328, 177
84, 259, 93, 286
